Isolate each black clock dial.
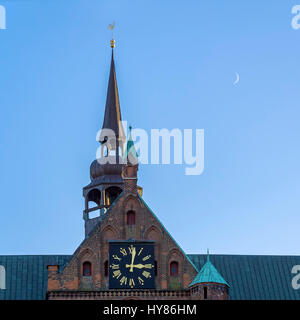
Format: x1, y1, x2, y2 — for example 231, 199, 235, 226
109, 242, 155, 289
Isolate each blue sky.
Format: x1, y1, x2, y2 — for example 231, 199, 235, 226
0, 0, 300, 255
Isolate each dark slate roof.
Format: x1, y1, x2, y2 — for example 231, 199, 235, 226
188, 254, 300, 300
0, 255, 71, 300
0, 254, 299, 300
99, 49, 125, 143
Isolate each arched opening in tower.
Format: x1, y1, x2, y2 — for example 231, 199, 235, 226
86, 189, 101, 218
104, 186, 122, 206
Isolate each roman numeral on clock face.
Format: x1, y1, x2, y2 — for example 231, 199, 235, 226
113, 270, 121, 279
138, 277, 144, 285
128, 245, 135, 254
129, 278, 135, 288
120, 248, 127, 256
112, 255, 121, 261
142, 271, 151, 278
142, 255, 151, 261
120, 276, 127, 285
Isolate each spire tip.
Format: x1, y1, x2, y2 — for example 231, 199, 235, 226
108, 22, 116, 48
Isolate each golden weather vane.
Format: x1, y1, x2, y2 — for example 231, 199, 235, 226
108, 22, 115, 48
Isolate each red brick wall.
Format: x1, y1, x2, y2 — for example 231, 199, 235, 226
47, 165, 227, 300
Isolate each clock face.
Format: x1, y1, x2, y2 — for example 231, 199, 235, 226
109, 242, 155, 289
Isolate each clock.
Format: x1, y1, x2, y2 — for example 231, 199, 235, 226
109, 241, 155, 289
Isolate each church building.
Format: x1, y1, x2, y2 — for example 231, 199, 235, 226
0, 39, 299, 300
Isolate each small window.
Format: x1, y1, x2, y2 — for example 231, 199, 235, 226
104, 260, 109, 277
82, 261, 92, 276
127, 210, 136, 225
170, 261, 178, 276
204, 286, 208, 300
154, 261, 158, 276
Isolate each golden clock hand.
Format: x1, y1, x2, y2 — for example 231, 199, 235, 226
125, 263, 153, 269
129, 247, 136, 272
126, 263, 143, 269
132, 264, 144, 269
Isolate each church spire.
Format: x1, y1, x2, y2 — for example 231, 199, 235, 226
99, 37, 126, 150
83, 34, 127, 236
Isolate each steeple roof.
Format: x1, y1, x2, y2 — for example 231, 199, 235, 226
99, 48, 125, 144
124, 126, 138, 165
189, 251, 229, 287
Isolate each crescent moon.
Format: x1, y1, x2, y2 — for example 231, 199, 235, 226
234, 72, 240, 85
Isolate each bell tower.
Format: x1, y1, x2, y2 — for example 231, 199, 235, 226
83, 38, 126, 237
47, 32, 215, 300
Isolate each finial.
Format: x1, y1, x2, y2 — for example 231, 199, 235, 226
128, 125, 133, 140
108, 22, 115, 48
207, 249, 210, 262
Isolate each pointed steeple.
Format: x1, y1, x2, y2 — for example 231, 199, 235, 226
189, 251, 229, 287
124, 126, 138, 165
99, 41, 126, 150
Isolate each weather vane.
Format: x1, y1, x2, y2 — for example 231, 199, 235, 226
108, 22, 115, 48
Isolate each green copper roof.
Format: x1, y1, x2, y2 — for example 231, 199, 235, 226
0, 254, 300, 300
0, 255, 71, 300
189, 252, 229, 287
188, 254, 300, 300
123, 126, 138, 165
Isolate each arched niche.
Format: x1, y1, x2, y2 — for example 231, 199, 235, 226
78, 248, 95, 261
123, 196, 142, 219
145, 225, 162, 241
78, 248, 96, 282
101, 225, 118, 242
167, 248, 183, 262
